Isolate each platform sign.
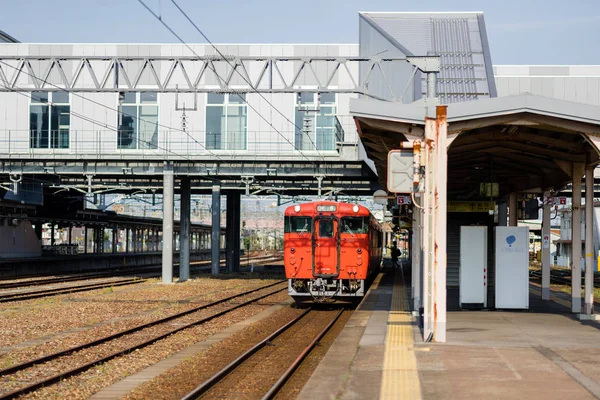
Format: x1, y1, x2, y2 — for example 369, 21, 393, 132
448, 201, 495, 213
495, 226, 529, 309
387, 150, 414, 193
397, 195, 412, 205
554, 197, 567, 205
543, 234, 550, 249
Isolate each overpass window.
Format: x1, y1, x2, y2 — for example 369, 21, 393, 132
118, 92, 158, 150
30, 91, 70, 149
295, 92, 337, 151
206, 93, 247, 150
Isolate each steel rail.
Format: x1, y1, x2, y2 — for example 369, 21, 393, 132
0, 282, 286, 400
0, 272, 142, 289
0, 254, 281, 290
0, 278, 144, 303
180, 308, 312, 400
530, 269, 599, 288
261, 308, 344, 400
0, 280, 285, 377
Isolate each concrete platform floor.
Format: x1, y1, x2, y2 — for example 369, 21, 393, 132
419, 310, 600, 399
300, 264, 600, 400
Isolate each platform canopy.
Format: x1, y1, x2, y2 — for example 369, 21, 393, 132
351, 94, 600, 198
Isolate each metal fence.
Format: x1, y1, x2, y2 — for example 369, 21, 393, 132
0, 116, 360, 160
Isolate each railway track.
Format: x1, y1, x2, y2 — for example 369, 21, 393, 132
0, 253, 281, 290
181, 307, 346, 400
0, 281, 287, 400
0, 277, 146, 303
530, 269, 600, 288
0, 254, 283, 303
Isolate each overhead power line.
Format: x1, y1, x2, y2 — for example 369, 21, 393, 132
137, 0, 329, 171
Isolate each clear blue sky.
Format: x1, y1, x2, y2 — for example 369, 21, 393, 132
2, 0, 599, 64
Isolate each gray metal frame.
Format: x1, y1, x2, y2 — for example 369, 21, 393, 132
0, 56, 438, 99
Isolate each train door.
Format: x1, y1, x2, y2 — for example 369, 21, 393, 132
313, 217, 340, 277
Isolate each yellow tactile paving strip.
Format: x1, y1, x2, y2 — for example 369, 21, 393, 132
380, 271, 422, 400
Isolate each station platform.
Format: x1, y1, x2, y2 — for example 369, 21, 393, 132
299, 262, 600, 400
0, 249, 222, 278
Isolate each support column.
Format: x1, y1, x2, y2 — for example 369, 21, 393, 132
433, 105, 447, 343
498, 201, 508, 226
34, 222, 43, 242
93, 228, 98, 253
68, 226, 73, 245
422, 119, 434, 341
572, 164, 584, 313
180, 178, 191, 281
211, 183, 221, 275
112, 228, 117, 254
84, 227, 88, 254
50, 224, 55, 246
226, 191, 241, 273
125, 228, 130, 253
509, 192, 518, 227
412, 205, 421, 312
585, 166, 594, 315
542, 192, 551, 300
162, 165, 174, 283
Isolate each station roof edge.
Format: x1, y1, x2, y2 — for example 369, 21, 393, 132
350, 94, 600, 130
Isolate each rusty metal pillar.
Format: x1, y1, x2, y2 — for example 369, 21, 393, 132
509, 192, 518, 227
571, 164, 584, 313
422, 118, 435, 341
584, 165, 594, 315
542, 192, 551, 301
433, 106, 447, 343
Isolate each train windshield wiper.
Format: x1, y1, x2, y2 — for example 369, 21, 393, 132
344, 223, 355, 237
299, 222, 308, 237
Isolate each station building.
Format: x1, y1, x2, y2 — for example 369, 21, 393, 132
0, 11, 599, 341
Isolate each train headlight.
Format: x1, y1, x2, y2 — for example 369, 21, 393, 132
290, 248, 295, 253
352, 205, 359, 213
294, 205, 301, 212
357, 248, 362, 254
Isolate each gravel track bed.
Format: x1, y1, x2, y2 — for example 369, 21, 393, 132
0, 284, 287, 394
274, 309, 352, 400
124, 304, 305, 400
200, 309, 341, 399
0, 275, 283, 364
0, 276, 142, 297
17, 292, 291, 400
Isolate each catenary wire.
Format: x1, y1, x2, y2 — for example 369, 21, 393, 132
169, 0, 327, 161
136, 0, 329, 171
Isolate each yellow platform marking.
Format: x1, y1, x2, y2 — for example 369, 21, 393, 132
380, 272, 422, 400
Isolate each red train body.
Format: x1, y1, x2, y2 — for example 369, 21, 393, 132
283, 201, 383, 303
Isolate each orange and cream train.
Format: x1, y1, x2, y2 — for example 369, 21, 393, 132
284, 201, 383, 303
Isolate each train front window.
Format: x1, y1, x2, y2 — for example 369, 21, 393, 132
318, 219, 335, 238
341, 217, 369, 234
285, 216, 312, 233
